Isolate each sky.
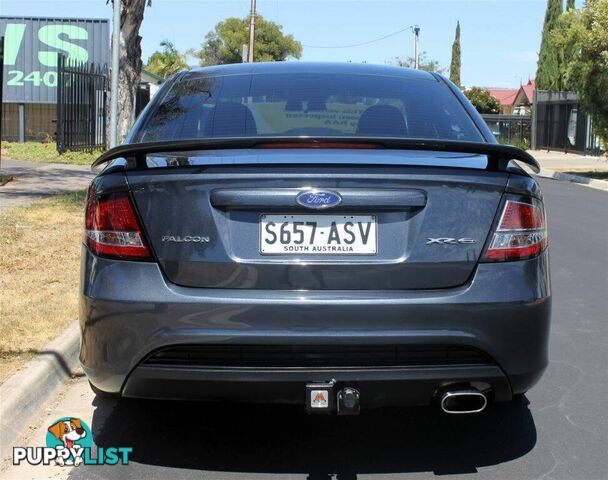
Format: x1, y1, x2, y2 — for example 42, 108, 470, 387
0, 0, 576, 88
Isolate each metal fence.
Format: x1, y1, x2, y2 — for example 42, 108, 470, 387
532, 90, 601, 154
481, 114, 532, 148
56, 54, 107, 153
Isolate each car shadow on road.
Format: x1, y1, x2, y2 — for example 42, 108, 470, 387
89, 395, 536, 477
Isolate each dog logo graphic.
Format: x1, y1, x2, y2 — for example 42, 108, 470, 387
14, 416, 131, 467
46, 417, 92, 466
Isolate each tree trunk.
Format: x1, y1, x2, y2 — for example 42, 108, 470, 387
107, 0, 148, 146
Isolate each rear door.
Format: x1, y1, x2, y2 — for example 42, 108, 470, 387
127, 150, 507, 290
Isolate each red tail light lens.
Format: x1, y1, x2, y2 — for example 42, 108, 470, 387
482, 200, 547, 262
85, 188, 151, 259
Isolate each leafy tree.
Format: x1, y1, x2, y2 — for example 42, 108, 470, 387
536, 0, 563, 90
551, 5, 582, 92
464, 87, 501, 114
449, 21, 461, 87
552, 0, 608, 144
146, 40, 188, 79
195, 15, 302, 65
392, 52, 446, 74
566, 0, 576, 10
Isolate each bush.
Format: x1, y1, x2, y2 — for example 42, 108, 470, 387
465, 87, 501, 114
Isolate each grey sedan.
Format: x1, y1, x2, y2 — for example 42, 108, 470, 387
80, 62, 550, 416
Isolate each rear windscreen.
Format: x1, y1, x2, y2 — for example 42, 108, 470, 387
135, 72, 483, 142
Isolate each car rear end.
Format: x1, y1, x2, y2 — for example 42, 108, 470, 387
80, 63, 550, 414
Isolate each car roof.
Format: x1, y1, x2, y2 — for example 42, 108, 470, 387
184, 62, 438, 82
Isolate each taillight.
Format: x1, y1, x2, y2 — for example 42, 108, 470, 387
482, 200, 547, 262
84, 187, 151, 260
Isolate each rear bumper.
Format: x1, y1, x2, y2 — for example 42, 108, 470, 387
79, 246, 551, 405
123, 365, 512, 406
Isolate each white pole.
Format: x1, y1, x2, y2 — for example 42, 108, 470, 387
110, 0, 121, 147
414, 26, 420, 70
247, 0, 256, 63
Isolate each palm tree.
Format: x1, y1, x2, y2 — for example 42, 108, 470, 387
146, 40, 189, 79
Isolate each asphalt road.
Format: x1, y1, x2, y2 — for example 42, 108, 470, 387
2, 177, 607, 480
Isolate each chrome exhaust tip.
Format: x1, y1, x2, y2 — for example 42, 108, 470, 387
440, 390, 488, 414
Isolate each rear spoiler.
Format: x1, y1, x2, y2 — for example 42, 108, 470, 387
92, 137, 540, 173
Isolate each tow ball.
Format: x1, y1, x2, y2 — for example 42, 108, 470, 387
337, 387, 360, 415
305, 382, 360, 415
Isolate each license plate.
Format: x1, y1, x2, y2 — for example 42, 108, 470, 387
260, 214, 377, 255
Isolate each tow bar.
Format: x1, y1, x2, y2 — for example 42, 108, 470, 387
306, 382, 361, 415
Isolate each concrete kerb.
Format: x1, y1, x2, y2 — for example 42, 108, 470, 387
0, 321, 80, 461
535, 169, 608, 192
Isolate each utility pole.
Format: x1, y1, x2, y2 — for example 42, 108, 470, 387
247, 0, 256, 63
110, 0, 121, 148
413, 25, 420, 70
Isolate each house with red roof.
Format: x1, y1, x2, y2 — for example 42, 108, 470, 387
512, 80, 536, 115
487, 88, 519, 114
486, 80, 535, 115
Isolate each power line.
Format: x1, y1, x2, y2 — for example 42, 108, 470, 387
302, 25, 416, 49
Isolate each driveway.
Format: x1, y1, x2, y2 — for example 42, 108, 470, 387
0, 159, 94, 211
1, 177, 607, 480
